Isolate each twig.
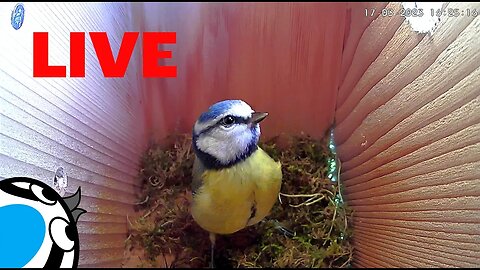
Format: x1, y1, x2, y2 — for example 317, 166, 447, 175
338, 251, 353, 268
162, 251, 169, 268
125, 233, 132, 244
149, 175, 165, 189
279, 192, 323, 198
323, 197, 337, 246
126, 214, 133, 228
142, 200, 162, 219
280, 188, 335, 198
161, 220, 174, 228
289, 195, 325, 208
279, 191, 329, 208
135, 195, 150, 205
335, 157, 344, 203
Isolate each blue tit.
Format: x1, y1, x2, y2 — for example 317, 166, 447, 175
191, 99, 282, 267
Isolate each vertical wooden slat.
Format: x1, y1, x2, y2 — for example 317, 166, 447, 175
336, 2, 480, 267
139, 2, 346, 141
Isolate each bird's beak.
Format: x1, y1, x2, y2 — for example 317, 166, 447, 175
250, 112, 269, 124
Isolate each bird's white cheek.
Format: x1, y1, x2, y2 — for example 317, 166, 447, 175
196, 124, 258, 165
197, 134, 235, 164
232, 127, 254, 150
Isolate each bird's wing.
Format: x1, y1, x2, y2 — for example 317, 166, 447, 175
191, 156, 205, 195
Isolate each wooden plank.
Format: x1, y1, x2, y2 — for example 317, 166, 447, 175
344, 142, 480, 191
0, 144, 141, 194
79, 195, 136, 217
338, 2, 388, 92
77, 221, 127, 235
342, 69, 480, 176
352, 242, 423, 267
355, 227, 480, 260
336, 2, 480, 148
140, 2, 346, 140
354, 209, 480, 223
79, 259, 124, 268
354, 234, 475, 267
353, 222, 480, 245
345, 161, 479, 200
348, 177, 480, 207
78, 248, 125, 266
353, 217, 480, 235
0, 90, 139, 177
0, 85, 139, 175
79, 233, 127, 250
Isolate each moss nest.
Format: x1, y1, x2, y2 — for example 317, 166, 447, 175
124, 133, 354, 268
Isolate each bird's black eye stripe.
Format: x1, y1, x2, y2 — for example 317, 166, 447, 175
218, 115, 249, 126
234, 116, 249, 124
196, 115, 251, 136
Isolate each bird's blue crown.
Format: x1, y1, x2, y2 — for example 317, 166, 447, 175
197, 100, 243, 125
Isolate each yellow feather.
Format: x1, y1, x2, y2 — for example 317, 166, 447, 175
191, 147, 282, 235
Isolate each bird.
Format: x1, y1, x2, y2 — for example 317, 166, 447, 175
0, 177, 86, 268
190, 99, 282, 268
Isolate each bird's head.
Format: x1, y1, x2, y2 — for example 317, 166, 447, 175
192, 100, 268, 170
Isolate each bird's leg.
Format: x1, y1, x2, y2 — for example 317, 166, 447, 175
209, 232, 216, 268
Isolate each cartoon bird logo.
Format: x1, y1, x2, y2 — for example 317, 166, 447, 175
0, 177, 86, 268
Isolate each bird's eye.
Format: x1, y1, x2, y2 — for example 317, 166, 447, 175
30, 184, 57, 205
49, 217, 75, 252
221, 116, 235, 127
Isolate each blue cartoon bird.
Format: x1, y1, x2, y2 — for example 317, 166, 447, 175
191, 99, 283, 267
0, 176, 86, 268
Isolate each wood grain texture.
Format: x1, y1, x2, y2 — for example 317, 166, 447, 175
2, 2, 479, 268
0, 2, 145, 267
337, 2, 404, 113
337, 2, 478, 149
336, 16, 425, 126
338, 2, 388, 91
139, 2, 346, 140
0, 2, 348, 268
336, 2, 480, 267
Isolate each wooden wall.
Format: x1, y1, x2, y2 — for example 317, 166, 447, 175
0, 3, 146, 267
1, 1, 478, 268
139, 2, 347, 140
0, 2, 348, 268
336, 2, 480, 267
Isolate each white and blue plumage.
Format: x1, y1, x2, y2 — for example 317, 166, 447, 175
192, 99, 264, 170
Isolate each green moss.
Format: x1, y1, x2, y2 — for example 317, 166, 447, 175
125, 133, 354, 268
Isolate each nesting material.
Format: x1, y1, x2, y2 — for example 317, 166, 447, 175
124, 133, 354, 268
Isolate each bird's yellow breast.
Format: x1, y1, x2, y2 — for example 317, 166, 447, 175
191, 147, 282, 235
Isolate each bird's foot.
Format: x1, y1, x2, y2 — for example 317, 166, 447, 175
209, 258, 215, 269
209, 233, 216, 268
